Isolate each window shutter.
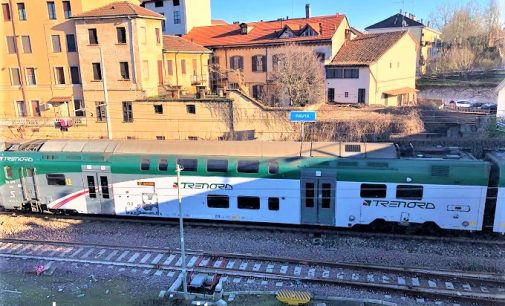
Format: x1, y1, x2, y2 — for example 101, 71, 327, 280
262, 56, 267, 72
229, 57, 234, 69
238, 56, 243, 70
251, 56, 257, 72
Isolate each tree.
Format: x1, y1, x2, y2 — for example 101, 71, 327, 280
267, 44, 325, 106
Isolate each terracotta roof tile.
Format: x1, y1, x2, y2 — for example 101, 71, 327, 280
183, 14, 346, 47
163, 35, 210, 53
328, 31, 408, 66
73, 1, 164, 19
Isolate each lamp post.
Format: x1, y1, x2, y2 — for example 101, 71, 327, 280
175, 164, 188, 298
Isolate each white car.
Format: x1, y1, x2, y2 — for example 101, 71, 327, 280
454, 100, 473, 108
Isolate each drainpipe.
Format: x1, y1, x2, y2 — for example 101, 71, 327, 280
8, 0, 27, 115
199, 53, 203, 87
127, 17, 138, 87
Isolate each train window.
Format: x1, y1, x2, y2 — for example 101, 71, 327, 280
237, 160, 259, 173
100, 176, 110, 199
396, 185, 423, 200
87, 176, 97, 198
305, 182, 315, 207
268, 197, 279, 211
207, 159, 228, 172
158, 159, 168, 171
207, 195, 229, 208
237, 196, 260, 210
177, 158, 197, 171
321, 183, 331, 208
140, 158, 150, 171
46, 174, 66, 186
360, 184, 386, 198
4, 166, 12, 179
268, 160, 279, 174
26, 168, 34, 177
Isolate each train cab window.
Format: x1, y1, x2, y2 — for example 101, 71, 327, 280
46, 174, 66, 186
140, 158, 150, 171
237, 196, 260, 210
396, 185, 423, 200
158, 158, 168, 171
207, 159, 228, 172
237, 160, 259, 173
321, 183, 331, 208
268, 197, 279, 211
100, 176, 110, 199
268, 160, 279, 174
177, 158, 197, 171
87, 176, 96, 198
305, 182, 315, 207
207, 195, 229, 208
4, 166, 13, 179
360, 183, 386, 198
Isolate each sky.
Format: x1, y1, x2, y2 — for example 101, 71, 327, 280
210, 0, 505, 31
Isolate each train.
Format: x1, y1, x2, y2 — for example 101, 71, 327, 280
0, 139, 504, 234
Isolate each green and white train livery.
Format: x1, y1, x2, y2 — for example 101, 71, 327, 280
0, 139, 503, 233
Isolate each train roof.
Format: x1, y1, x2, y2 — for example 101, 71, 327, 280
6, 139, 399, 159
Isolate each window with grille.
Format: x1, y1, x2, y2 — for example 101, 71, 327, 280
122, 101, 133, 122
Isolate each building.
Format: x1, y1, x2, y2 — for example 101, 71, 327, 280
183, 8, 351, 99
162, 35, 211, 93
365, 12, 441, 75
325, 31, 418, 106
140, 0, 211, 35
497, 78, 505, 118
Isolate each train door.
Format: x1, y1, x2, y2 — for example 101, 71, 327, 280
300, 169, 336, 226
20, 167, 39, 202
81, 165, 114, 214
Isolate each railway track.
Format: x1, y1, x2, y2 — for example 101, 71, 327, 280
1, 238, 504, 304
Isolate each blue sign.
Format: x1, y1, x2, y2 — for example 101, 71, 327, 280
289, 111, 316, 122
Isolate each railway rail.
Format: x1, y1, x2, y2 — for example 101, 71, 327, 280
0, 238, 504, 304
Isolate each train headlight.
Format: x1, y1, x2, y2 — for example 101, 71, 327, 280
462, 221, 470, 227
348, 215, 355, 221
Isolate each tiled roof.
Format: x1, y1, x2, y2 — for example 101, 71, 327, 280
328, 31, 409, 66
212, 19, 228, 25
365, 13, 424, 30
183, 14, 346, 47
163, 35, 211, 53
73, 1, 164, 19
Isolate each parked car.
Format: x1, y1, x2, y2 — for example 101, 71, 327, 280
454, 100, 473, 108
480, 103, 497, 113
471, 102, 484, 108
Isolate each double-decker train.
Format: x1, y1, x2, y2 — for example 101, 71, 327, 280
0, 139, 504, 233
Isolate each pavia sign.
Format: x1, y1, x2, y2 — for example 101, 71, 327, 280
289, 111, 316, 122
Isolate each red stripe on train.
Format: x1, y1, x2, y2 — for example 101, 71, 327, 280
52, 189, 89, 210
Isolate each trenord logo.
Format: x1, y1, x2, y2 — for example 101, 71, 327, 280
363, 199, 435, 209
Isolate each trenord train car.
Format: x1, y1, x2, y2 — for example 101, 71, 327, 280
0, 139, 503, 233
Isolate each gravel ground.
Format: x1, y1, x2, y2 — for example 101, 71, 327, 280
1, 214, 504, 275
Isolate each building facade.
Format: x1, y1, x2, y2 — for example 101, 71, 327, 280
141, 0, 210, 35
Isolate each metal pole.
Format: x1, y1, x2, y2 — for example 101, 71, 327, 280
176, 164, 188, 298
301, 121, 305, 142
99, 47, 112, 140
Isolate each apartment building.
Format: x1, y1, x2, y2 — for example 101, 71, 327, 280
141, 0, 210, 35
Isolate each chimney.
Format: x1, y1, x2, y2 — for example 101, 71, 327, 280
305, 4, 311, 18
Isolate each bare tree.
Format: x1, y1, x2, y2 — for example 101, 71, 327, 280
267, 44, 325, 106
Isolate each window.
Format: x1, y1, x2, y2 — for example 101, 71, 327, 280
316, 52, 325, 62
16, 101, 27, 117
173, 0, 180, 6
116, 27, 126, 43
304, 182, 314, 207
268, 197, 279, 211
54, 67, 65, 84
186, 104, 195, 114
237, 160, 259, 173
100, 176, 109, 199
122, 101, 133, 122
4, 166, 13, 179
161, 13, 165, 31
360, 184, 387, 198
207, 195, 229, 208
207, 159, 228, 172
120, 62, 129, 80
31, 100, 41, 117
47, 1, 56, 19
344, 68, 359, 78
62, 1, 71, 18
321, 183, 331, 208
345, 144, 361, 152
238, 196, 260, 210
26, 68, 36, 85
6, 36, 17, 53
154, 104, 163, 114
192, 58, 197, 75
70, 66, 80, 84
181, 59, 186, 74
327, 88, 335, 102
88, 28, 98, 45
17, 3, 26, 21
173, 10, 181, 24
142, 60, 149, 80
154, 1, 163, 7
47, 174, 66, 185
167, 60, 173, 75
66, 34, 76, 52
21, 36, 31, 53
95, 102, 106, 122
140, 26, 146, 44
87, 176, 96, 198
252, 55, 266, 72
140, 158, 150, 170
230, 56, 243, 70
156, 136, 166, 140
177, 159, 197, 171
74, 99, 85, 117
396, 185, 423, 200
51, 35, 61, 52
158, 158, 168, 171
155, 28, 161, 44
268, 160, 279, 174
272, 54, 283, 71
92, 63, 102, 80
345, 92, 349, 98
252, 85, 263, 100
10, 68, 21, 86
188, 136, 198, 140
2, 3, 11, 21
